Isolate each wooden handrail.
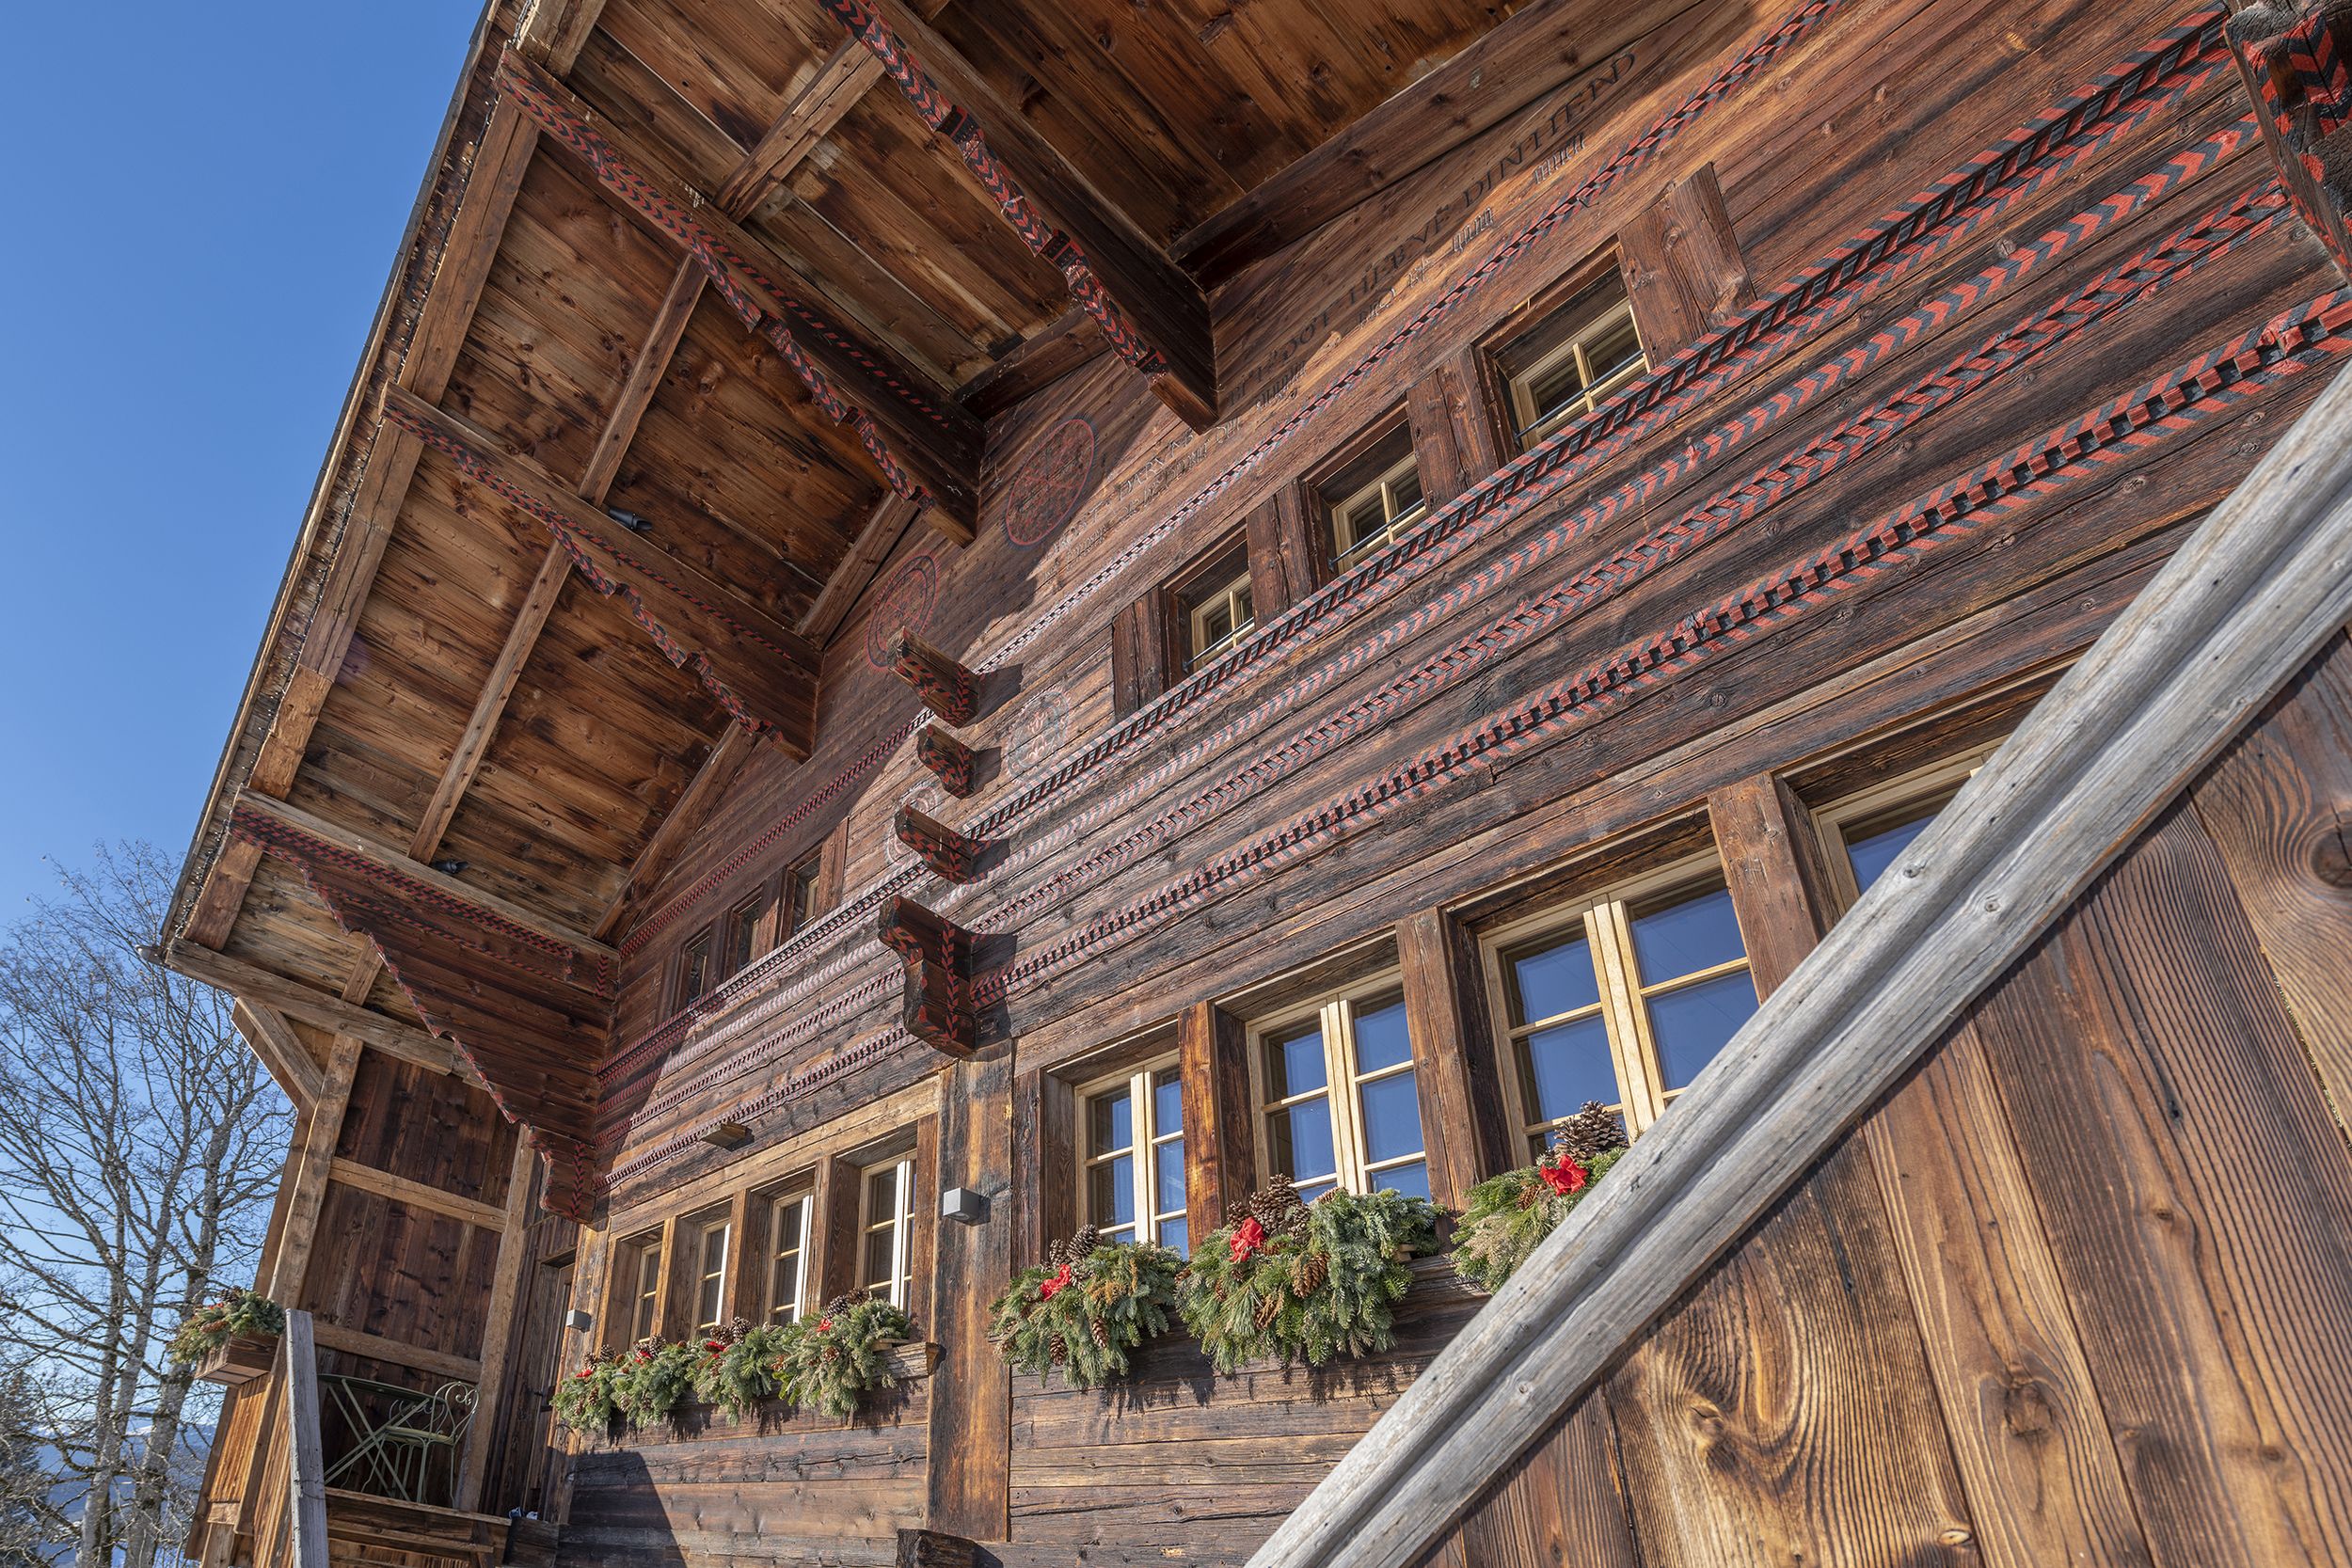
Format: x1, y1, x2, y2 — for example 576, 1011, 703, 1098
1247, 363, 2352, 1568
281, 1310, 327, 1568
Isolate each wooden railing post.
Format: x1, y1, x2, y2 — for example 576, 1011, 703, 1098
280, 1309, 327, 1568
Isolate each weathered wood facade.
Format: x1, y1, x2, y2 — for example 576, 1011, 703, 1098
166, 0, 2352, 1563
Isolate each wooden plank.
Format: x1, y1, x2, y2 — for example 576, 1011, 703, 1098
185, 838, 264, 950
926, 1053, 1010, 1539
577, 258, 707, 504
234, 788, 618, 966
1178, 1002, 1252, 1233
282, 1310, 328, 1568
233, 1001, 328, 1105
1393, 908, 1504, 1209
595, 725, 761, 941
804, 495, 924, 645
1245, 489, 1317, 624
455, 1139, 542, 1510
164, 940, 456, 1075
311, 1320, 486, 1384
1242, 360, 2352, 1568
1441, 1397, 1639, 1568
514, 0, 609, 72
2188, 633, 2352, 1132
267, 1036, 363, 1307
717, 44, 884, 214
326, 1157, 507, 1233
1619, 163, 1756, 359
959, 308, 1108, 421
1971, 802, 2352, 1568
1706, 772, 1837, 993
821, 0, 1216, 428
403, 97, 539, 403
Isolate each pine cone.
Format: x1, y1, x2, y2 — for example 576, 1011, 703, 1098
1293, 1250, 1328, 1298
1046, 1330, 1068, 1364
1089, 1316, 1112, 1350
1249, 1178, 1310, 1238
1550, 1102, 1629, 1164
1253, 1291, 1284, 1330
1070, 1224, 1102, 1256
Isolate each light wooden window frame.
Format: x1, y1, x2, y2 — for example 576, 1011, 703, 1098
722, 889, 771, 979
1318, 424, 1426, 571
760, 1186, 815, 1324
1496, 267, 1649, 450
1181, 568, 1254, 669
675, 927, 716, 1009
1074, 1056, 1188, 1249
783, 850, 824, 939
686, 1210, 732, 1333
621, 1230, 663, 1345
1481, 853, 1756, 1152
856, 1153, 918, 1307
1246, 974, 1426, 1202
1814, 747, 1999, 911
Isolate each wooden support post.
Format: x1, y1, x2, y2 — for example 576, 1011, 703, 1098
813, 1155, 861, 1305
1707, 772, 1837, 992
893, 807, 985, 883
925, 1053, 1009, 1539
1395, 909, 1508, 1207
1406, 366, 1480, 511
1009, 1068, 1074, 1272
890, 632, 981, 726
167, 942, 455, 1075
914, 726, 977, 799
1618, 163, 1755, 358
455, 1139, 541, 1511
1109, 589, 1175, 719
232, 1001, 327, 1105
1178, 1001, 1254, 1228
898, 1529, 977, 1568
280, 1310, 327, 1568
877, 897, 976, 1056
267, 1036, 364, 1307
1246, 489, 1318, 620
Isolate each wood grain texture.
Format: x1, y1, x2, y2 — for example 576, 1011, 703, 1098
1393, 908, 1506, 1208
1179, 1002, 1253, 1232
925, 1054, 1010, 1538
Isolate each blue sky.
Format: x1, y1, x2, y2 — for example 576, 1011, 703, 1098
0, 1, 485, 918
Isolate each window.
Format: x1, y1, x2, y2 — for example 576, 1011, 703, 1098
1079, 1061, 1188, 1254
1174, 542, 1254, 670
1817, 749, 1995, 910
1318, 424, 1425, 571
621, 1233, 662, 1343
1252, 984, 1427, 1202
676, 929, 715, 1007
723, 892, 770, 978
857, 1155, 917, 1307
783, 852, 824, 938
689, 1215, 731, 1333
1490, 865, 1757, 1152
1494, 270, 1647, 450
762, 1191, 812, 1323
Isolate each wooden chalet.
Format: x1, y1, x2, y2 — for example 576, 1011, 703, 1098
164, 0, 2352, 1561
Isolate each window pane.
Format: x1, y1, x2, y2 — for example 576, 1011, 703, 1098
1089, 1153, 1136, 1227
697, 1274, 723, 1328
1584, 309, 1645, 388
1352, 998, 1413, 1073
1267, 1100, 1336, 1185
1629, 885, 1746, 982
1152, 1139, 1186, 1216
1512, 936, 1600, 1023
1087, 1087, 1133, 1156
1372, 1161, 1429, 1202
1389, 467, 1422, 517
702, 1225, 728, 1274
1846, 812, 1936, 894
1521, 1014, 1618, 1125
770, 1253, 801, 1322
1295, 1178, 1338, 1205
1158, 1216, 1188, 1257
863, 1227, 895, 1289
1265, 1026, 1327, 1099
1358, 1070, 1424, 1165
1647, 969, 1759, 1091
1152, 1070, 1184, 1134
866, 1167, 896, 1218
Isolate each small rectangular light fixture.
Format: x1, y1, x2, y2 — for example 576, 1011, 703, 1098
939, 1186, 988, 1224
701, 1121, 752, 1149
564, 1309, 593, 1333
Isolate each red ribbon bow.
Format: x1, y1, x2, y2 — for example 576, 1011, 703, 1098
1229, 1216, 1268, 1262
1037, 1262, 1075, 1302
816, 1317, 833, 1333
1539, 1154, 1590, 1196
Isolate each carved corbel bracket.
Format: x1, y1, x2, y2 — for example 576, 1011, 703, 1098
876, 895, 975, 1056
2227, 0, 2352, 272
891, 631, 981, 726
893, 807, 986, 882
913, 725, 977, 797
896, 1530, 976, 1568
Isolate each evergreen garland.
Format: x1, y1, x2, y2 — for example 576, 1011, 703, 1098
1453, 1102, 1629, 1294
989, 1227, 1184, 1387
610, 1338, 700, 1426
689, 1320, 799, 1418
1176, 1180, 1443, 1372
167, 1287, 285, 1366
776, 1294, 915, 1419
551, 1354, 625, 1435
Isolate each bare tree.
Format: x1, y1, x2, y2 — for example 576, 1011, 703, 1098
0, 843, 292, 1568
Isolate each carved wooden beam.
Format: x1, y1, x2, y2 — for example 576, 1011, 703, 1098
893, 807, 985, 882
891, 631, 980, 726
495, 49, 983, 529
815, 0, 1217, 430
914, 726, 977, 798
896, 1531, 976, 1568
383, 387, 822, 754
877, 895, 975, 1057
514, 0, 608, 71
2225, 0, 2352, 274
162, 940, 457, 1076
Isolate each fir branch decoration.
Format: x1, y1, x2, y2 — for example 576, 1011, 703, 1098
777, 1294, 915, 1419
1177, 1179, 1443, 1372
610, 1338, 699, 1427
552, 1354, 626, 1434
989, 1227, 1184, 1387
690, 1320, 799, 1418
166, 1287, 284, 1366
1453, 1102, 1629, 1294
